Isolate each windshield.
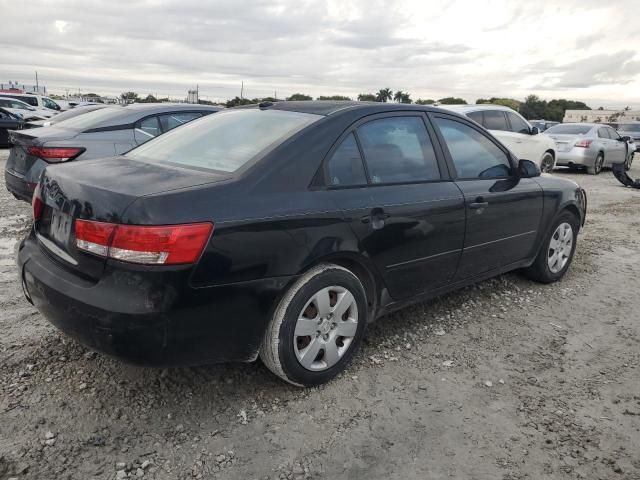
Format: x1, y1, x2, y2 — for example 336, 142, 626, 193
127, 109, 322, 173
546, 124, 592, 135
618, 124, 640, 133
53, 106, 124, 129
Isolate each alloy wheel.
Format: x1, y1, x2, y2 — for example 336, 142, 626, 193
541, 153, 554, 173
548, 222, 573, 274
293, 286, 358, 371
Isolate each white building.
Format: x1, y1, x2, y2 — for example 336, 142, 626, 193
564, 109, 640, 123
186, 89, 198, 104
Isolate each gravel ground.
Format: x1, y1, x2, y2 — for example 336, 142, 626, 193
1, 148, 639, 480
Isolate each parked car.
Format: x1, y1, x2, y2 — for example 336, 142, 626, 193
529, 120, 560, 132
0, 93, 62, 113
616, 122, 640, 152
439, 104, 557, 172
5, 103, 221, 201
544, 123, 630, 174
0, 97, 54, 120
0, 107, 24, 147
18, 101, 587, 386
25, 104, 109, 128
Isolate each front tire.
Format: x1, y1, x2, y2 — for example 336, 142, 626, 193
523, 212, 578, 283
260, 264, 368, 386
587, 152, 604, 175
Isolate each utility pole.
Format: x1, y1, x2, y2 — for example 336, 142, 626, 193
35, 71, 39, 92
240, 81, 244, 99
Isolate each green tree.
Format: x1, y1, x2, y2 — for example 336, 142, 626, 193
317, 95, 352, 101
225, 96, 254, 108
120, 91, 139, 103
138, 94, 158, 103
376, 88, 393, 102
393, 91, 412, 103
286, 93, 313, 101
357, 93, 377, 101
519, 95, 546, 120
415, 99, 435, 105
438, 97, 467, 105
475, 97, 521, 111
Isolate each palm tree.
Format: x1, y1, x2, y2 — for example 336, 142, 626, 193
393, 90, 404, 103
376, 88, 393, 102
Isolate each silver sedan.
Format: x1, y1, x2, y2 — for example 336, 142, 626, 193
544, 123, 629, 175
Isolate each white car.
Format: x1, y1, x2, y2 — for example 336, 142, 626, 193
0, 93, 61, 116
0, 97, 52, 120
439, 104, 557, 172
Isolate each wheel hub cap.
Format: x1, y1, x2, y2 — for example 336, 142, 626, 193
294, 285, 359, 372
548, 222, 573, 274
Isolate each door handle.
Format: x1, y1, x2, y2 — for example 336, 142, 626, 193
469, 197, 489, 209
362, 208, 389, 229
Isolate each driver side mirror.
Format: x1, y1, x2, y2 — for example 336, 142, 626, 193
518, 159, 541, 178
530, 126, 540, 135
621, 135, 631, 142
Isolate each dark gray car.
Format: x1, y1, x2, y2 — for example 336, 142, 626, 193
5, 103, 221, 201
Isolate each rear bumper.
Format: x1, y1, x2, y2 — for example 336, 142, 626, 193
18, 233, 294, 366
4, 168, 35, 202
555, 149, 595, 167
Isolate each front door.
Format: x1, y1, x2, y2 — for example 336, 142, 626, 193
430, 113, 543, 280
324, 114, 466, 300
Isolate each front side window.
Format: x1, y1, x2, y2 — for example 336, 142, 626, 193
128, 109, 321, 173
598, 128, 608, 138
434, 117, 512, 179
482, 110, 509, 131
607, 128, 620, 140
506, 112, 530, 134
159, 112, 202, 132
356, 117, 440, 184
326, 133, 367, 186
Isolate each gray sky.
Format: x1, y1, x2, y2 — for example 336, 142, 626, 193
1, 0, 639, 107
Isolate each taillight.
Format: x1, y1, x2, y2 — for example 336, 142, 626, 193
75, 220, 213, 265
27, 146, 85, 163
574, 139, 592, 148
32, 183, 43, 220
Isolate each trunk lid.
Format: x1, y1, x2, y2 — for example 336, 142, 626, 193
35, 156, 230, 280
547, 134, 581, 152
7, 127, 80, 175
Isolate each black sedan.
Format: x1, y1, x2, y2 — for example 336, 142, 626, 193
18, 102, 586, 386
0, 107, 24, 147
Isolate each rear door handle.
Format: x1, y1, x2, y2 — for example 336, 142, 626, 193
469, 197, 489, 209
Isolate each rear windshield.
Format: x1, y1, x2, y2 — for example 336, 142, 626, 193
50, 105, 107, 122
127, 109, 322, 173
545, 124, 592, 135
53, 106, 125, 129
618, 124, 640, 132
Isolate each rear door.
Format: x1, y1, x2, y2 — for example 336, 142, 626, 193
326, 112, 466, 300
430, 112, 543, 279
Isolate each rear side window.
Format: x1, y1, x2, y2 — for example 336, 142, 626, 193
18, 96, 38, 107
598, 128, 608, 138
434, 117, 511, 179
138, 116, 161, 137
467, 111, 484, 125
326, 133, 367, 186
356, 117, 440, 184
506, 112, 530, 134
482, 110, 509, 131
159, 112, 202, 132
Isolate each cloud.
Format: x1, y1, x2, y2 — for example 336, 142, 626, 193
0, 0, 638, 106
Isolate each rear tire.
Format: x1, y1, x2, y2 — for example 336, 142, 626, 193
540, 152, 555, 173
260, 264, 368, 387
523, 212, 579, 284
587, 152, 604, 175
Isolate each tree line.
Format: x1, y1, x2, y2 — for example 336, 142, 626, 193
117, 90, 595, 122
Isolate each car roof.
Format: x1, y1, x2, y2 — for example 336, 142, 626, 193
552, 123, 600, 128
123, 103, 222, 113
240, 100, 450, 117
437, 104, 517, 113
